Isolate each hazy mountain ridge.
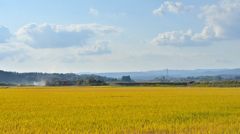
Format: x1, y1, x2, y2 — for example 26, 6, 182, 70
87, 68, 240, 80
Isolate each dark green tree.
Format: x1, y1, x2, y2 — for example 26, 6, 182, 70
77, 79, 84, 85
122, 76, 132, 82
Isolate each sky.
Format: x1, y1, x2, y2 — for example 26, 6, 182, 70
0, 0, 239, 73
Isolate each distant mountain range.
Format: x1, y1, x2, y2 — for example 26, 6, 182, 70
78, 68, 240, 81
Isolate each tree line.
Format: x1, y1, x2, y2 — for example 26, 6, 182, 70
0, 70, 117, 83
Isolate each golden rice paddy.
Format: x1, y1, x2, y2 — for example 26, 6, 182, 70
0, 86, 240, 133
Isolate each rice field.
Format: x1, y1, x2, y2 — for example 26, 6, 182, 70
0, 86, 240, 133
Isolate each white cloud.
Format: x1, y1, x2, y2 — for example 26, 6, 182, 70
27, 46, 91, 63
151, 29, 210, 46
15, 23, 123, 48
164, 1, 194, 14
151, 30, 186, 45
153, 1, 193, 16
152, 0, 240, 46
0, 42, 33, 60
153, 4, 166, 16
192, 26, 216, 41
0, 25, 12, 43
78, 40, 111, 55
193, 0, 240, 40
89, 7, 99, 15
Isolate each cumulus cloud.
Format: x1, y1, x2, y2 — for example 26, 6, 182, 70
192, 26, 216, 41
153, 1, 193, 16
0, 25, 12, 43
164, 1, 194, 14
15, 23, 123, 48
151, 29, 210, 46
89, 7, 99, 15
193, 0, 240, 40
152, 0, 240, 46
78, 40, 111, 55
153, 4, 166, 16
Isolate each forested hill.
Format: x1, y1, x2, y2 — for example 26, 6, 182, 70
0, 70, 117, 83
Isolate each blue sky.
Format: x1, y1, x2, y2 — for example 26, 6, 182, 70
0, 0, 239, 73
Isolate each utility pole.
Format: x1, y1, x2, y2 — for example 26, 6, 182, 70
36, 72, 38, 86
166, 69, 168, 80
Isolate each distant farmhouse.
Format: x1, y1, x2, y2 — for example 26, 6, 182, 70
85, 77, 96, 84
84, 77, 107, 86
46, 78, 73, 86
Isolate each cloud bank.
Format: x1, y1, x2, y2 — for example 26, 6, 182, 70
15, 23, 122, 48
0, 43, 32, 60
